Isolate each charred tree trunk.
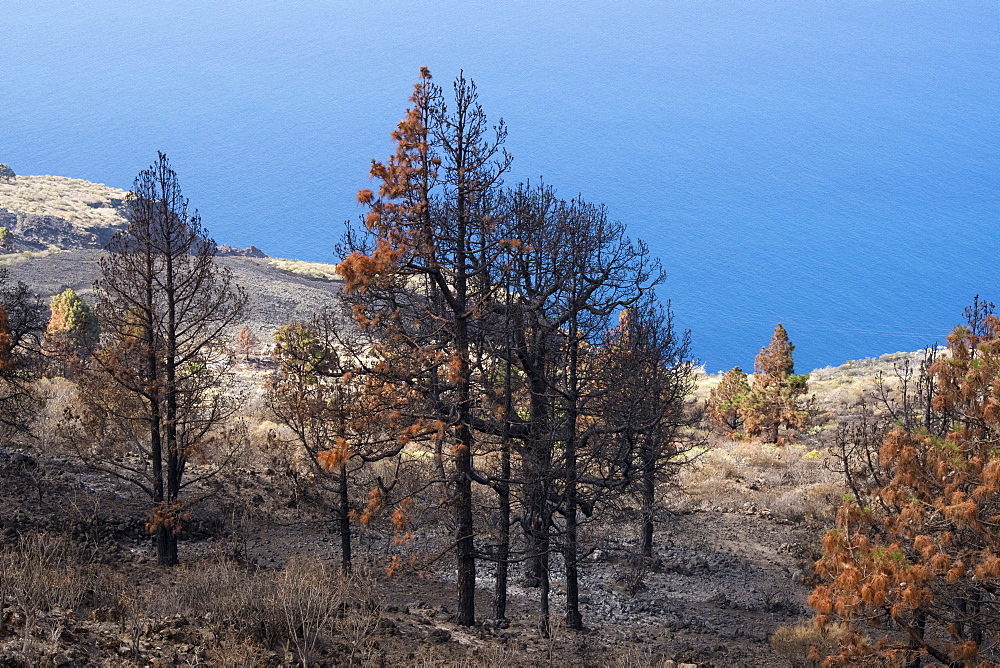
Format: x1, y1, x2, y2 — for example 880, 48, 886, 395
563, 439, 582, 629
492, 436, 511, 622
523, 362, 552, 589
640, 450, 656, 559
766, 418, 779, 444
454, 422, 476, 626
339, 461, 352, 572
162, 234, 180, 567
523, 447, 551, 590
563, 321, 582, 630
904, 609, 926, 668
539, 547, 551, 638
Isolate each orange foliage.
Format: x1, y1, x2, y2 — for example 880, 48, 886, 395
811, 300, 1000, 665
385, 554, 402, 578
145, 502, 189, 536
317, 437, 351, 471
354, 487, 385, 526
337, 242, 406, 293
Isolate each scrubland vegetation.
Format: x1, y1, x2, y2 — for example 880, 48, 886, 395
3, 70, 999, 667
266, 258, 343, 282
0, 174, 127, 231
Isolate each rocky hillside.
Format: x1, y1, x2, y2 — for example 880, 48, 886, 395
0, 175, 129, 251
6, 250, 344, 345
0, 174, 342, 341
0, 173, 266, 255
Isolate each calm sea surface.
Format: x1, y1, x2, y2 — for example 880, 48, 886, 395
4, 1, 998, 372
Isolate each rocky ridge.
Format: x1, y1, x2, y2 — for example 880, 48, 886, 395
0, 174, 267, 259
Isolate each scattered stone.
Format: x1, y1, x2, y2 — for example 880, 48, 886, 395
707, 591, 729, 609
11, 452, 36, 469
376, 618, 398, 635
426, 628, 451, 644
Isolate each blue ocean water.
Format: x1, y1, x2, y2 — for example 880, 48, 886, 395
3, 1, 998, 372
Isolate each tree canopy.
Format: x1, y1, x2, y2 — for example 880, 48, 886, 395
814, 299, 1000, 666
84, 152, 247, 566
742, 324, 808, 443
337, 69, 694, 631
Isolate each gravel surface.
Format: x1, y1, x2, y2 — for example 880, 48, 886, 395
4, 249, 344, 341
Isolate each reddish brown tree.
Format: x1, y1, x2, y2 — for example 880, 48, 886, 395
268, 309, 404, 572
85, 153, 247, 566
742, 324, 808, 443
235, 324, 258, 361
339, 68, 510, 626
706, 366, 750, 434
812, 299, 1000, 666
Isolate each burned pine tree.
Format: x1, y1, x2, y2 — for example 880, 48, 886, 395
0, 268, 45, 439
83, 153, 247, 566
489, 183, 673, 631
339, 71, 693, 632
268, 308, 405, 572
338, 69, 510, 626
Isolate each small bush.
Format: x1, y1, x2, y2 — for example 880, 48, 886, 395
731, 442, 787, 469
149, 555, 381, 664
0, 532, 95, 616
771, 618, 848, 667
804, 483, 842, 517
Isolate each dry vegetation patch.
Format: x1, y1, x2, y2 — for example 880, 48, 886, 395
267, 257, 343, 281
0, 175, 128, 230
770, 619, 849, 667
9, 353, 906, 666
677, 435, 842, 523
0, 535, 384, 666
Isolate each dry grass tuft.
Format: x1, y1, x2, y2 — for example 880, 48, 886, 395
771, 618, 848, 667
150, 554, 382, 664
0, 537, 382, 666
0, 532, 97, 616
267, 257, 343, 280
0, 175, 128, 229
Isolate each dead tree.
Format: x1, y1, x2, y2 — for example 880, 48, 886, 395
0, 268, 44, 440
339, 69, 510, 626
86, 153, 247, 566
268, 308, 405, 571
